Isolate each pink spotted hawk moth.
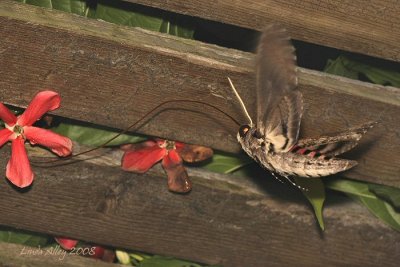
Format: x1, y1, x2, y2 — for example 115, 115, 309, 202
230, 24, 375, 187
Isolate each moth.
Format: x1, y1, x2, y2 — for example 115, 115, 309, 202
229, 24, 375, 187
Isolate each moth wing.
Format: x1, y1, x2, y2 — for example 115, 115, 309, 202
256, 24, 301, 152
295, 121, 377, 157
265, 90, 303, 152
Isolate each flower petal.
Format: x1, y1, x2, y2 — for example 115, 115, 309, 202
23, 127, 72, 156
55, 237, 78, 250
6, 137, 34, 188
0, 103, 17, 125
120, 140, 156, 151
162, 150, 192, 193
0, 128, 13, 148
121, 144, 166, 173
178, 144, 213, 163
17, 91, 61, 126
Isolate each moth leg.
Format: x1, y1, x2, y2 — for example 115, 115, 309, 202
282, 174, 308, 191
271, 171, 285, 184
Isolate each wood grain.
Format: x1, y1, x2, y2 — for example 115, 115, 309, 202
0, 146, 399, 267
0, 1, 399, 188
125, 0, 400, 62
0, 243, 119, 267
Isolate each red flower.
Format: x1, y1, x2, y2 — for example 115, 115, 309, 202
0, 91, 72, 187
55, 237, 115, 262
55, 237, 78, 250
121, 139, 213, 193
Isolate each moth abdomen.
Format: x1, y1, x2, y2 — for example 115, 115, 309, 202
268, 152, 358, 178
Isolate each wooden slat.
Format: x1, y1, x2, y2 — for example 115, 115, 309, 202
0, 242, 120, 267
0, 1, 400, 188
125, 0, 400, 62
0, 146, 399, 267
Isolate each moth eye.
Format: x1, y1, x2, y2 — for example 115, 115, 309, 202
239, 125, 250, 138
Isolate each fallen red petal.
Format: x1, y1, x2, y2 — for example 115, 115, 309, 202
178, 144, 213, 163
6, 137, 34, 188
0, 103, 17, 126
174, 141, 185, 150
0, 128, 13, 148
162, 150, 192, 193
120, 140, 156, 151
121, 144, 166, 173
24, 126, 72, 156
17, 91, 61, 126
55, 237, 78, 250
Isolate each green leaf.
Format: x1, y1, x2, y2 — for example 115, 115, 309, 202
87, 0, 195, 38
138, 256, 202, 267
368, 184, 400, 211
19, 0, 195, 38
0, 229, 49, 247
324, 56, 400, 87
88, 1, 164, 31
52, 122, 145, 146
18, 0, 88, 16
324, 57, 359, 80
159, 17, 195, 38
202, 152, 252, 174
326, 178, 400, 232
294, 177, 326, 230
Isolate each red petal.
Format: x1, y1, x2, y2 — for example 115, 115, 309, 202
55, 237, 78, 250
120, 140, 156, 151
6, 137, 34, 188
0, 128, 13, 148
24, 126, 72, 156
162, 150, 192, 193
91, 246, 105, 259
121, 145, 166, 173
17, 91, 61, 126
174, 141, 185, 150
178, 144, 213, 163
0, 103, 17, 126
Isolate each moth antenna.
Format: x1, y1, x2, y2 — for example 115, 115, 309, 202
227, 77, 254, 127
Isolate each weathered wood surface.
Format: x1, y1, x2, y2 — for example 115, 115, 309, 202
0, 145, 399, 267
0, 1, 400, 188
125, 0, 400, 62
0, 242, 120, 267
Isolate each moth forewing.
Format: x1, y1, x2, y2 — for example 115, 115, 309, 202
265, 90, 303, 152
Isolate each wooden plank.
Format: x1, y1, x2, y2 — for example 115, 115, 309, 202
0, 242, 120, 267
124, 0, 400, 62
0, 1, 399, 188
0, 146, 399, 267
